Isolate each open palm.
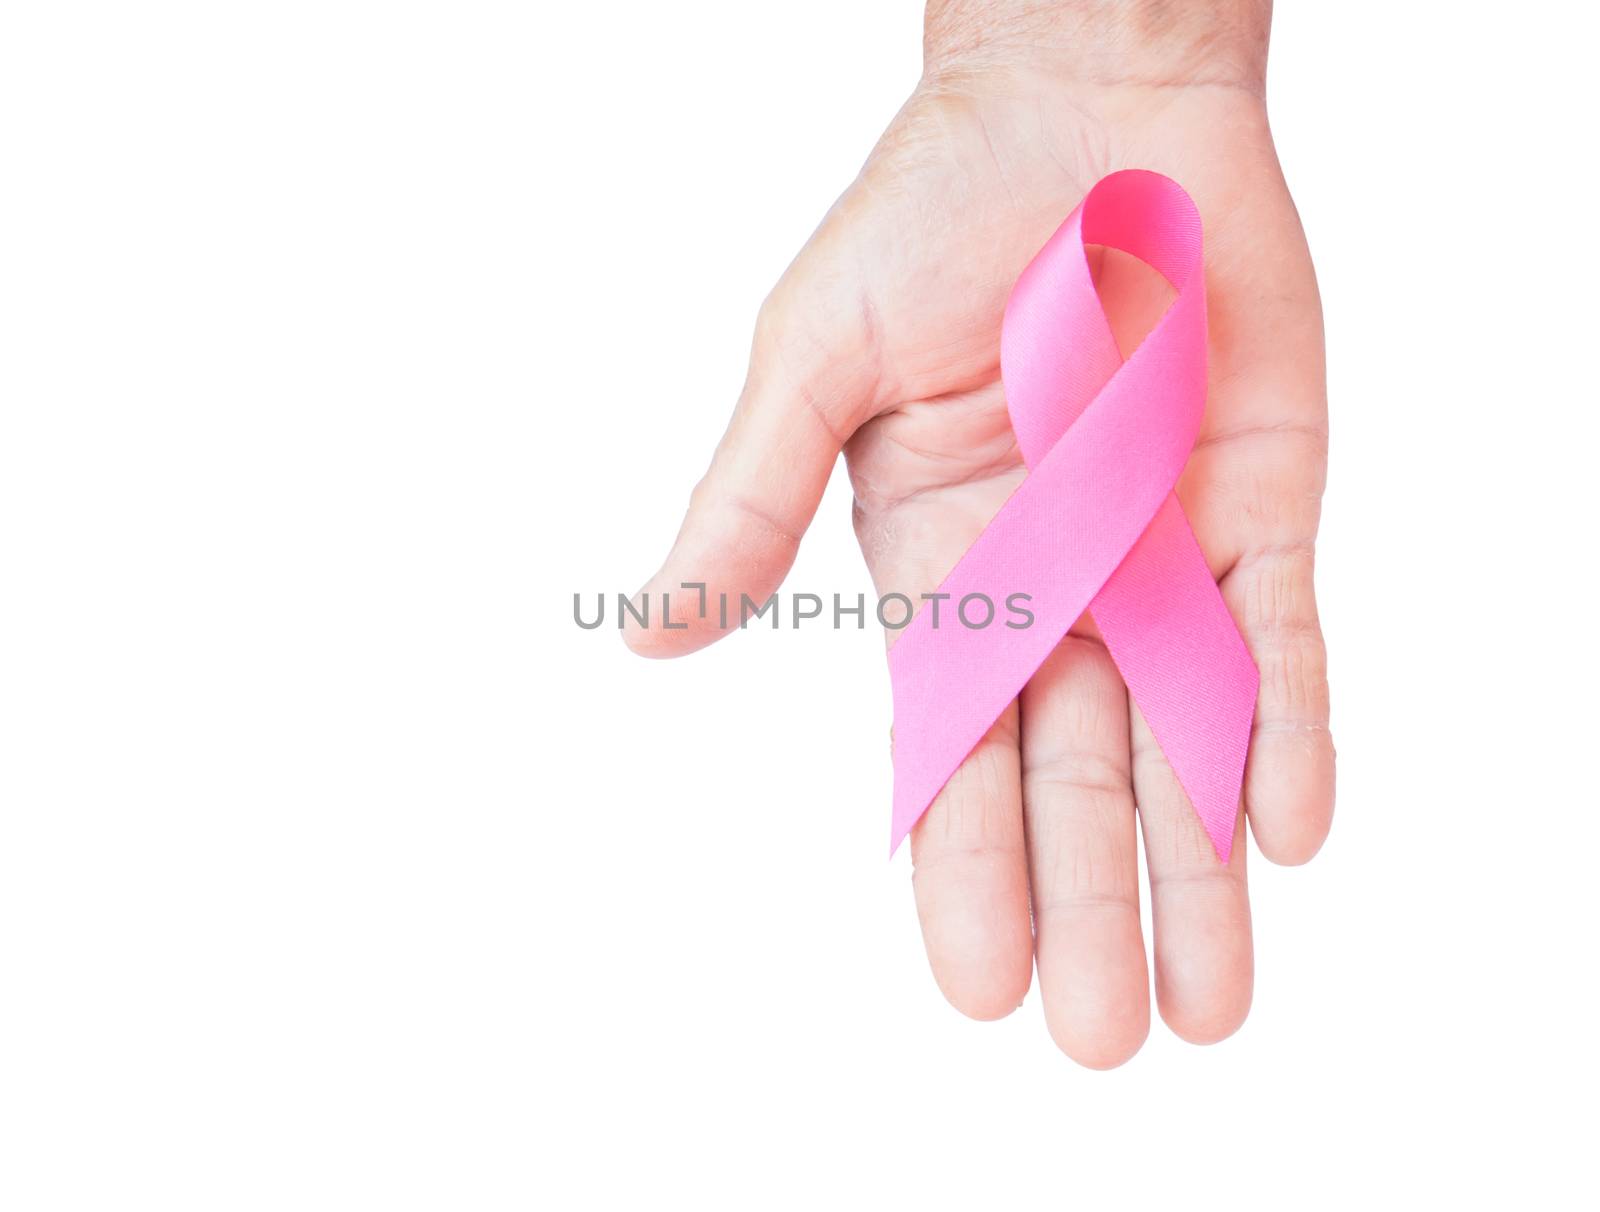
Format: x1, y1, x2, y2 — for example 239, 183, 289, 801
626, 54, 1333, 1066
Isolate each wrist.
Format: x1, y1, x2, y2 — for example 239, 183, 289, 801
923, 0, 1272, 93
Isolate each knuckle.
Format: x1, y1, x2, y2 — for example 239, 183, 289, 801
1255, 628, 1330, 723
1211, 458, 1324, 543
1231, 544, 1320, 636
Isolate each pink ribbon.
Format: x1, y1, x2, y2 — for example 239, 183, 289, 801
887, 170, 1258, 862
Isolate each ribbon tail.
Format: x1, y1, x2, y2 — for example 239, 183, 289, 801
1092, 495, 1258, 862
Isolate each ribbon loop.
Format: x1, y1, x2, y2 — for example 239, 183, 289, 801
887, 170, 1258, 861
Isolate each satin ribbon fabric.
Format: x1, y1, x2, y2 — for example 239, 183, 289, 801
887, 170, 1258, 862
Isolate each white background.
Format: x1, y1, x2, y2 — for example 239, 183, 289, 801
3, 2, 1596, 1207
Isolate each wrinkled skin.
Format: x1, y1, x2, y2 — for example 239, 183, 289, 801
626, 4, 1333, 1067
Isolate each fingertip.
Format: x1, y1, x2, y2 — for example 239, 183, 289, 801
1158, 987, 1252, 1046
917, 855, 1035, 1023
618, 601, 662, 657
1254, 824, 1328, 868
1033, 901, 1150, 1069
619, 627, 680, 660
908, 718, 1032, 1024
1043, 989, 1150, 1070
1048, 1024, 1148, 1070
932, 948, 1034, 1023
1244, 728, 1335, 866
617, 591, 684, 659
616, 575, 738, 660
618, 605, 691, 659
919, 869, 1034, 1022
1154, 929, 1253, 1046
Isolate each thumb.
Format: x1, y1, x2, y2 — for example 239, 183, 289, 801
623, 237, 880, 658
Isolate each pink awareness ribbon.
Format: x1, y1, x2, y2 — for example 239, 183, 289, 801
887, 170, 1258, 862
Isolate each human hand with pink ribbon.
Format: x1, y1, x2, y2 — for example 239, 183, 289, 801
625, 0, 1333, 1067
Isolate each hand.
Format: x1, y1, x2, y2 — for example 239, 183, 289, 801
624, 0, 1334, 1067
